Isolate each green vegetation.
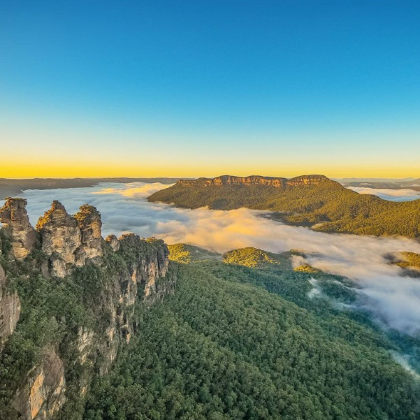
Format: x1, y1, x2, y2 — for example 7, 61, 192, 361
0, 234, 172, 420
168, 243, 221, 264
148, 176, 420, 238
391, 252, 420, 269
3, 231, 420, 419
294, 264, 321, 273
223, 247, 283, 267
84, 247, 420, 420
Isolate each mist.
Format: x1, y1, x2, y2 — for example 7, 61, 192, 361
347, 186, 420, 202
13, 182, 420, 336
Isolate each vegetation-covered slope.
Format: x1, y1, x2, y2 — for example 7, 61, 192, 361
148, 175, 420, 238
168, 243, 221, 264
84, 247, 420, 420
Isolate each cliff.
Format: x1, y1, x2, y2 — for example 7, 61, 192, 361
0, 198, 37, 260
0, 198, 175, 420
178, 175, 288, 187
176, 174, 330, 188
0, 261, 20, 352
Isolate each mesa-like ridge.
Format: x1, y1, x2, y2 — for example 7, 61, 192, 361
148, 174, 420, 238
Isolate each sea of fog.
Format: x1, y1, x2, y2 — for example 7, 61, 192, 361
14, 182, 420, 337
347, 186, 420, 202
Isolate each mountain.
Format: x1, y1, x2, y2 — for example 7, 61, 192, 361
148, 174, 420, 238
341, 177, 420, 191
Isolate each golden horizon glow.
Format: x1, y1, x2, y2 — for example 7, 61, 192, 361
1, 161, 418, 180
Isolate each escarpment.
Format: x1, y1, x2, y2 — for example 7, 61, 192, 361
176, 174, 331, 188
0, 198, 175, 420
178, 175, 288, 187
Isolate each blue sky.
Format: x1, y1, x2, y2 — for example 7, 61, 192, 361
0, 0, 419, 177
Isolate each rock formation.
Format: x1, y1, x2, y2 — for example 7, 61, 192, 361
105, 234, 120, 252
0, 262, 21, 352
74, 204, 103, 262
118, 233, 170, 299
36, 201, 81, 277
0, 198, 36, 260
13, 348, 66, 420
36, 201, 104, 277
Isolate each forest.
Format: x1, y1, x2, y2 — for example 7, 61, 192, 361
84, 246, 420, 420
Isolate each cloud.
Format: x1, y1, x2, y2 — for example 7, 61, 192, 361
11, 182, 420, 336
347, 187, 420, 202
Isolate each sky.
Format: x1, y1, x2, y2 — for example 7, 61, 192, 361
1, 0, 419, 178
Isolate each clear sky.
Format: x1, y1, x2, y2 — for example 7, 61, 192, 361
1, 0, 419, 178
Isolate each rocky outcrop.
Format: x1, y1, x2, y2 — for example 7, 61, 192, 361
178, 175, 287, 188
0, 198, 36, 260
74, 205, 103, 262
0, 262, 21, 352
36, 201, 82, 277
119, 233, 170, 299
14, 348, 66, 420
105, 234, 120, 252
286, 175, 330, 186
36, 202, 103, 278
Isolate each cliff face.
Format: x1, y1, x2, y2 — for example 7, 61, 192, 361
0, 198, 175, 420
118, 233, 170, 300
177, 174, 331, 188
0, 198, 37, 260
178, 175, 288, 187
0, 262, 21, 351
286, 175, 330, 186
13, 349, 66, 420
74, 204, 103, 262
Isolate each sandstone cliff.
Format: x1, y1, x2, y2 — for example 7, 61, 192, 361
13, 349, 66, 420
0, 262, 21, 352
36, 201, 104, 278
177, 174, 331, 188
286, 175, 330, 186
0, 198, 37, 260
0, 198, 175, 420
178, 175, 288, 187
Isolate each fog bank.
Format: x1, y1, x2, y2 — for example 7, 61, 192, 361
15, 182, 420, 336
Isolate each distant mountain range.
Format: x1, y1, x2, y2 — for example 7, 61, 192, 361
0, 177, 182, 199
340, 178, 420, 190
148, 174, 420, 238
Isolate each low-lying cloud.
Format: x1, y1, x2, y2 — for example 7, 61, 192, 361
347, 186, 420, 202
12, 182, 420, 336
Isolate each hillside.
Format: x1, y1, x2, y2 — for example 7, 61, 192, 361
85, 246, 420, 420
148, 175, 420, 238
386, 252, 420, 278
